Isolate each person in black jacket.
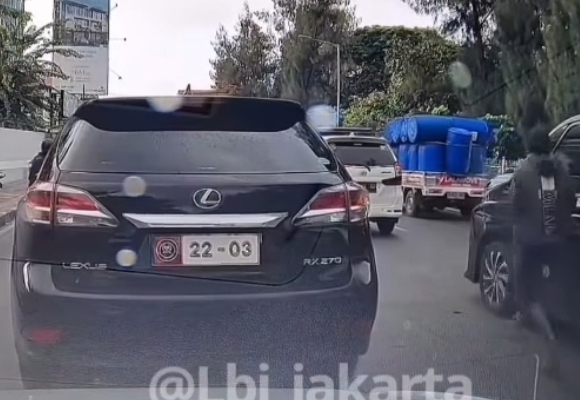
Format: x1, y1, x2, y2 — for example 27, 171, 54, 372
28, 138, 54, 187
510, 123, 576, 377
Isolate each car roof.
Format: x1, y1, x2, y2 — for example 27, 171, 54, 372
549, 114, 580, 137
82, 95, 302, 107
73, 96, 306, 133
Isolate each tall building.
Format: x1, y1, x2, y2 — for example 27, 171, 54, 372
0, 0, 25, 28
0, 0, 24, 12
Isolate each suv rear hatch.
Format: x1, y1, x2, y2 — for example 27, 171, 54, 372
23, 97, 368, 293
330, 139, 400, 206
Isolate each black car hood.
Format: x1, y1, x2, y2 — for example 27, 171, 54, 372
0, 389, 495, 400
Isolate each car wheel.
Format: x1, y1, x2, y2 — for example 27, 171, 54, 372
376, 219, 396, 235
404, 190, 421, 217
478, 241, 515, 316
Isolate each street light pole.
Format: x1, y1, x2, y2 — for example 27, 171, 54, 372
336, 44, 340, 126
298, 35, 341, 126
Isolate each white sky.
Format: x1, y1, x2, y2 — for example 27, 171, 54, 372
26, 0, 433, 95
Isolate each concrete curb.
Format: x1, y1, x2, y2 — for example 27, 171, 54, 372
0, 210, 16, 229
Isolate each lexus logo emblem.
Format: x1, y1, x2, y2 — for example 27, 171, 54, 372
192, 188, 222, 210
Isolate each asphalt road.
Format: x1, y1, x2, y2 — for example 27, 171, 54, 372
0, 214, 577, 399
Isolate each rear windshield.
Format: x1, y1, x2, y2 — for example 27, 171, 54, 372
58, 121, 336, 174
333, 146, 396, 167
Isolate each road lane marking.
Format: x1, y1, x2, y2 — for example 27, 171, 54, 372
395, 225, 408, 232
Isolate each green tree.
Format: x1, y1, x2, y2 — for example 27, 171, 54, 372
345, 26, 461, 113
482, 114, 525, 161
344, 92, 405, 130
269, 0, 357, 106
210, 2, 279, 97
0, 6, 78, 130
402, 0, 505, 117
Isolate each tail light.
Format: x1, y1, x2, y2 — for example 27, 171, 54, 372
23, 182, 118, 227
293, 183, 369, 226
394, 162, 402, 177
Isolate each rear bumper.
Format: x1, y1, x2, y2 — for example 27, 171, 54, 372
368, 197, 404, 219
12, 262, 378, 373
368, 207, 403, 219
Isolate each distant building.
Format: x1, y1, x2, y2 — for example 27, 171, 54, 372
0, 0, 25, 29
54, 0, 109, 47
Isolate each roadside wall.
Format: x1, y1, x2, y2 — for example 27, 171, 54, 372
0, 128, 46, 183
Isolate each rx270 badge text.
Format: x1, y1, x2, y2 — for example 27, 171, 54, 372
302, 257, 343, 266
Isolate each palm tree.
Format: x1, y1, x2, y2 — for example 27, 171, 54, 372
0, 5, 79, 130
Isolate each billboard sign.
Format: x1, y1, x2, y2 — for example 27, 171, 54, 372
52, 0, 110, 96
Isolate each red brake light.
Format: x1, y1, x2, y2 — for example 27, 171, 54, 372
56, 191, 100, 211
294, 183, 369, 225
23, 183, 118, 227
309, 191, 348, 210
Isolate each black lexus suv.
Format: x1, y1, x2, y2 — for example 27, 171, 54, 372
464, 115, 580, 330
11, 96, 378, 388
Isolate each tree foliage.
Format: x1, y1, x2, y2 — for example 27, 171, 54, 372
210, 0, 356, 106
210, 3, 279, 97
211, 0, 580, 153
482, 114, 525, 160
0, 6, 79, 130
402, 0, 580, 132
344, 92, 404, 130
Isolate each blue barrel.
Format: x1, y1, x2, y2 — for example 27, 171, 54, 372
446, 128, 474, 176
400, 118, 409, 143
385, 118, 403, 144
418, 144, 446, 172
407, 144, 418, 171
469, 144, 486, 174
398, 144, 409, 170
451, 117, 491, 145
391, 120, 401, 144
407, 116, 451, 143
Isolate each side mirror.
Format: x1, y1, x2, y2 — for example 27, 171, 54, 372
382, 176, 402, 186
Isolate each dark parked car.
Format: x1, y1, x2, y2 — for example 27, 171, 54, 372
465, 115, 580, 329
11, 96, 378, 388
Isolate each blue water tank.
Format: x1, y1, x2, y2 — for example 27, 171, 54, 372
451, 117, 491, 145
407, 144, 418, 171
469, 144, 486, 174
407, 116, 451, 143
418, 144, 446, 173
389, 118, 402, 144
385, 119, 397, 144
400, 118, 409, 143
399, 144, 409, 170
446, 128, 474, 176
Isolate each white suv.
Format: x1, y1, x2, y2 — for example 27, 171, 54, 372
324, 129, 404, 235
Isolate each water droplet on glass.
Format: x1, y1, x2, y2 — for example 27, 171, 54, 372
448, 61, 472, 89
122, 175, 147, 197
116, 249, 137, 267
307, 104, 337, 131
147, 97, 184, 113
